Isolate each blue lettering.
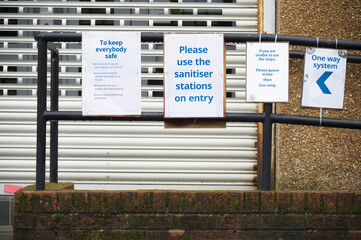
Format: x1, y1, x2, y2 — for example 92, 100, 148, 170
175, 96, 186, 102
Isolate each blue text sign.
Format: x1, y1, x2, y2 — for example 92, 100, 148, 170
302, 48, 347, 109
164, 34, 225, 118
82, 32, 141, 116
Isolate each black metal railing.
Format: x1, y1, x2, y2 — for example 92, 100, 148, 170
35, 32, 361, 191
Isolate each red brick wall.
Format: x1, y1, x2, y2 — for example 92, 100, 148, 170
13, 184, 361, 239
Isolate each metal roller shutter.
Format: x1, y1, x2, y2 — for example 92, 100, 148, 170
0, 0, 259, 190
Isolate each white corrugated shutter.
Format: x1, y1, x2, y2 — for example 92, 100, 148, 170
0, 0, 259, 190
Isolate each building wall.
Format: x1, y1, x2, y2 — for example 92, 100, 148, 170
275, 0, 361, 190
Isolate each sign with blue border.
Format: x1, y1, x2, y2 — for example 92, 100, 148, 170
302, 47, 347, 109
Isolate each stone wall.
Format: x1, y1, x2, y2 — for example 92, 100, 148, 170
275, 0, 361, 190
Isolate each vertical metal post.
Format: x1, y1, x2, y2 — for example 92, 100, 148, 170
50, 49, 59, 183
261, 103, 273, 190
36, 39, 48, 191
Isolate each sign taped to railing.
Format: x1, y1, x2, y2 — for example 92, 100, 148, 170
246, 42, 289, 102
82, 31, 141, 116
301, 47, 347, 109
164, 33, 225, 118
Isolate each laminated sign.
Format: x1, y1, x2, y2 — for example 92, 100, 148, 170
164, 34, 225, 118
82, 32, 141, 116
302, 47, 347, 109
246, 42, 289, 102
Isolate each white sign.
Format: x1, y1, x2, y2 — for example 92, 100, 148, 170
302, 48, 347, 109
164, 34, 225, 118
82, 32, 141, 116
246, 42, 289, 102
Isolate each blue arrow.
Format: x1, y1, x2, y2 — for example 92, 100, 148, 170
316, 71, 333, 94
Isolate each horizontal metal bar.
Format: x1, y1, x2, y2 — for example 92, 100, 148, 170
35, 32, 81, 42
271, 114, 361, 129
42, 111, 361, 130
224, 34, 361, 51
35, 32, 361, 51
290, 50, 361, 63
43, 111, 266, 123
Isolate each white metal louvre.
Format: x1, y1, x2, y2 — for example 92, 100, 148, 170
0, 0, 259, 190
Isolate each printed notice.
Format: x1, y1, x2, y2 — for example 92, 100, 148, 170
82, 31, 141, 116
246, 42, 289, 102
302, 47, 347, 109
164, 34, 225, 118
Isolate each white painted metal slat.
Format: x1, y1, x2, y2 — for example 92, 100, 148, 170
1, 136, 257, 150
0, 119, 258, 138
0, 98, 258, 112
0, 0, 259, 191
0, 161, 256, 174
0, 1, 258, 8
0, 172, 257, 191
0, 148, 257, 165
